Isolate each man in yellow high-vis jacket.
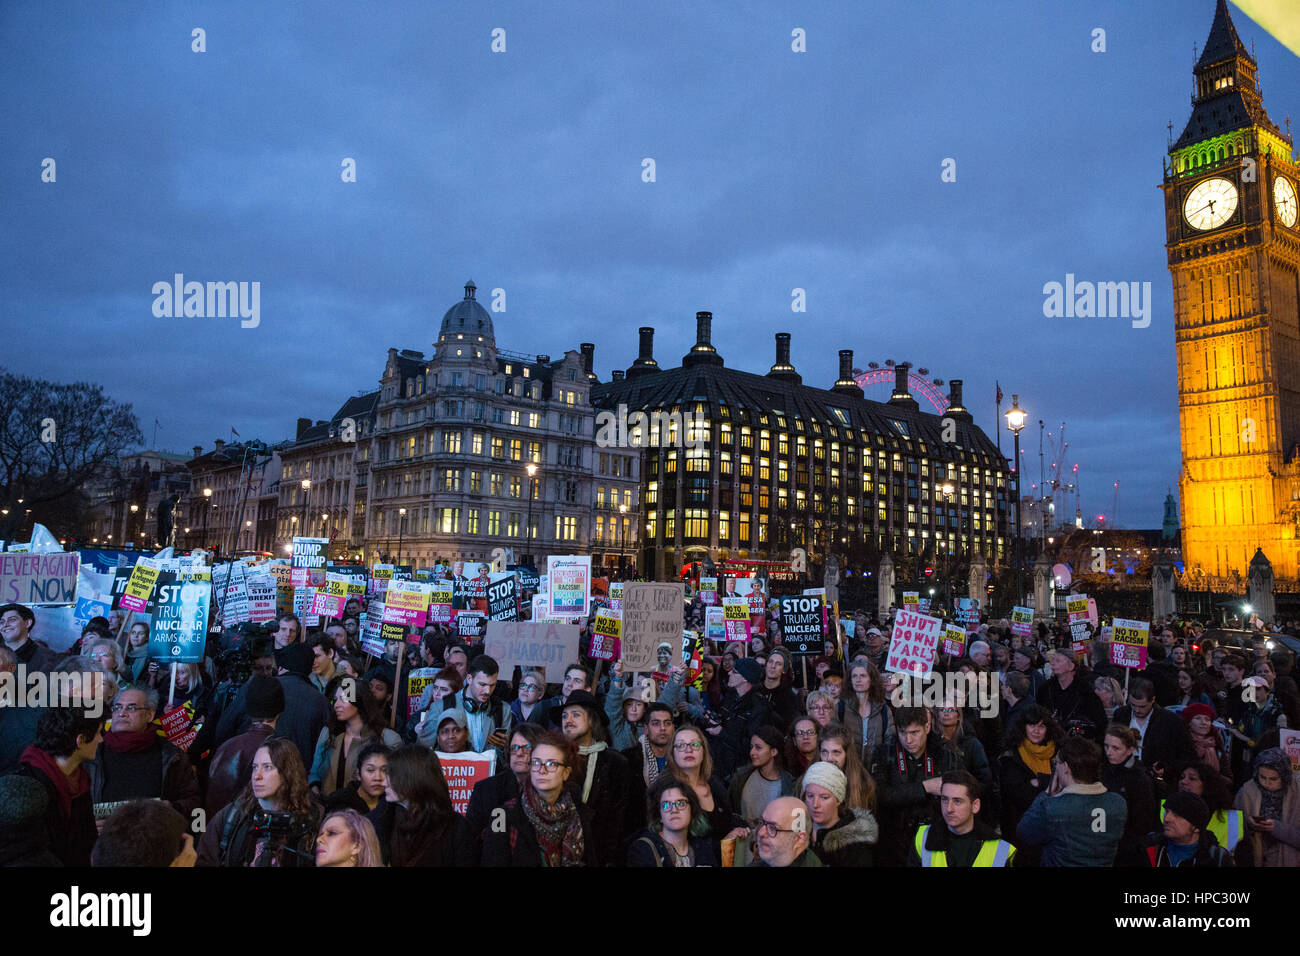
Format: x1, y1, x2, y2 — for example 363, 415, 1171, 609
909, 770, 1016, 867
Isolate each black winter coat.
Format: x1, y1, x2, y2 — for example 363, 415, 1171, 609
711, 690, 772, 781
480, 794, 600, 867
811, 808, 878, 867
1101, 757, 1159, 867
1036, 676, 1107, 743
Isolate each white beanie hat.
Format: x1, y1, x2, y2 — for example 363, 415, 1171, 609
801, 761, 847, 804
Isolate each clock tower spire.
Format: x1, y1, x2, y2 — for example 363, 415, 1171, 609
1164, 0, 1300, 583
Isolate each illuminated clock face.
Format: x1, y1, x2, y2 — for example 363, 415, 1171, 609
1183, 177, 1239, 231
1275, 175, 1298, 228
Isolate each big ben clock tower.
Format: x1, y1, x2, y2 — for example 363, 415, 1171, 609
1164, 0, 1300, 581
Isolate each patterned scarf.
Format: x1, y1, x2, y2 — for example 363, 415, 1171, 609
640, 734, 666, 787
521, 783, 585, 867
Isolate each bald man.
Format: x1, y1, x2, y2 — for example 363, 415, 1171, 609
751, 796, 823, 868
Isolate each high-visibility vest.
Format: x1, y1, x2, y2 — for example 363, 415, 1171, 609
914, 825, 1016, 867
1159, 801, 1243, 851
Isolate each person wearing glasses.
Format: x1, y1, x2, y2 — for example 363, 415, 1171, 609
466, 724, 547, 850
627, 774, 718, 867
510, 669, 550, 726
748, 795, 822, 867
785, 717, 821, 778
804, 690, 837, 730
668, 725, 737, 849
481, 730, 598, 867
86, 684, 201, 827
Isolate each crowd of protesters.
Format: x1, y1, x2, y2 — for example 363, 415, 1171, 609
2, 590, 1299, 868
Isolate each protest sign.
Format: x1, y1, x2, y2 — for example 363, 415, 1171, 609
1010, 606, 1033, 639
593, 608, 622, 639
484, 620, 581, 673
293, 587, 319, 628
370, 564, 394, 596
383, 580, 431, 628
246, 569, 277, 623
148, 574, 211, 663
942, 626, 967, 657
407, 667, 439, 719
310, 573, 350, 619
360, 602, 386, 657
428, 586, 453, 624
621, 582, 684, 670
0, 551, 79, 605
73, 594, 111, 632
290, 537, 329, 587
705, 606, 725, 642
529, 594, 549, 621
327, 565, 368, 600
1110, 618, 1150, 669
1282, 729, 1300, 773
1066, 595, 1089, 623
120, 557, 161, 613
722, 597, 751, 641
547, 555, 592, 618
456, 610, 486, 640
917, 597, 932, 615
588, 632, 620, 662
699, 577, 718, 605
956, 597, 980, 634
886, 609, 942, 678
487, 573, 520, 622
160, 702, 201, 752
509, 565, 540, 591
213, 563, 249, 626
438, 750, 497, 816
902, 591, 919, 610
779, 594, 824, 655
1087, 597, 1099, 628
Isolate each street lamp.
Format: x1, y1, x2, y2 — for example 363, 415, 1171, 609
301, 479, 312, 535
618, 502, 628, 577
398, 508, 407, 566
525, 463, 538, 566
202, 487, 213, 549
1005, 394, 1028, 607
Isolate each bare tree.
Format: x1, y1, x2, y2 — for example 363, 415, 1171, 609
0, 369, 142, 538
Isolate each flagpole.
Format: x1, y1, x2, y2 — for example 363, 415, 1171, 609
995, 384, 1002, 455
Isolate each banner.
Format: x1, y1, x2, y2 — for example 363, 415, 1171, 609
72, 594, 111, 632
1067, 594, 1092, 656
621, 582, 684, 670
779, 594, 823, 655
0, 551, 79, 605
246, 569, 277, 623
370, 564, 394, 596
509, 565, 540, 591
942, 625, 967, 657
360, 601, 386, 657
886, 609, 942, 678
293, 587, 319, 628
1110, 618, 1150, 669
722, 597, 751, 642
529, 594, 549, 622
213, 563, 249, 626
327, 565, 368, 601
119, 557, 162, 613
699, 577, 718, 605
608, 581, 624, 612
588, 632, 620, 662
547, 555, 592, 618
1010, 606, 1034, 639
484, 620, 581, 673
147, 574, 211, 663
487, 573, 520, 622
437, 750, 497, 816
902, 591, 919, 610
290, 537, 329, 587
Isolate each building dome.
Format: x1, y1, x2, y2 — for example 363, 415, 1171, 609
438, 280, 495, 345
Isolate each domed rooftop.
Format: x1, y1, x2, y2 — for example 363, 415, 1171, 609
439, 280, 495, 344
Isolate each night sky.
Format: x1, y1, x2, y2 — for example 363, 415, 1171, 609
4, 1, 1298, 529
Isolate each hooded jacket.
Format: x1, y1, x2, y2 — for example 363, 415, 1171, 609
1231, 749, 1300, 868
812, 807, 878, 867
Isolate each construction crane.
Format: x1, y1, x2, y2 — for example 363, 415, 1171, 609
1045, 423, 1081, 532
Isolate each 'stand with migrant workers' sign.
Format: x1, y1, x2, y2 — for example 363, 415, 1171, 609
620, 582, 684, 671
483, 620, 581, 674
0, 551, 78, 604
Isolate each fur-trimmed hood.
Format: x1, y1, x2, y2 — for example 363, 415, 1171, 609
819, 809, 879, 853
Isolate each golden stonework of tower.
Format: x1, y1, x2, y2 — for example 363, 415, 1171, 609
1164, 0, 1300, 582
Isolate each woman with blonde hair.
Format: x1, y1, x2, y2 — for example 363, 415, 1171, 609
315, 809, 384, 867
816, 723, 876, 812
668, 723, 736, 845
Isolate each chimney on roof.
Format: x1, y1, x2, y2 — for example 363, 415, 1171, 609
192, 445, 203, 459
683, 311, 723, 367
831, 349, 864, 396
536, 354, 550, 365
214, 439, 225, 452
888, 363, 920, 411
297, 417, 312, 440
766, 332, 802, 385
946, 379, 972, 421
627, 326, 661, 379
611, 370, 625, 382
580, 342, 595, 378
